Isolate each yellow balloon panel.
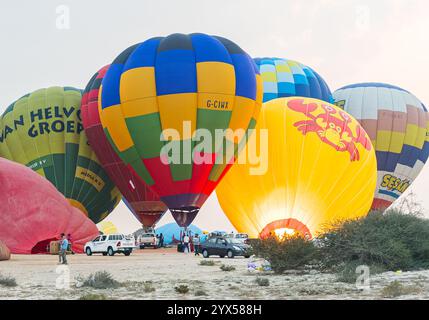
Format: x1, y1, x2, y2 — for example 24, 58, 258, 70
98, 221, 118, 235
216, 97, 377, 238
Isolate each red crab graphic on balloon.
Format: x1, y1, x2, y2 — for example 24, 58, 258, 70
287, 99, 372, 161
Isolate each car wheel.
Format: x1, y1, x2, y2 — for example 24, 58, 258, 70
219, 255, 225, 258
107, 247, 115, 256
202, 249, 209, 258
227, 250, 234, 259
244, 255, 250, 258
85, 247, 92, 256
124, 250, 131, 256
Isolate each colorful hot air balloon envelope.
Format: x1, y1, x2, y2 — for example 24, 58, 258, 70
333, 83, 429, 211
82, 66, 167, 228
98, 221, 118, 235
216, 97, 377, 239
0, 158, 99, 254
0, 87, 121, 223
100, 33, 262, 227
254, 57, 332, 103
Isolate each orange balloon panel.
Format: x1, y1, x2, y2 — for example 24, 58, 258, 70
216, 97, 377, 238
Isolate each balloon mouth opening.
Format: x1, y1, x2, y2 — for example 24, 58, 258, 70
259, 219, 312, 240
170, 206, 200, 228
170, 206, 200, 214
31, 237, 58, 254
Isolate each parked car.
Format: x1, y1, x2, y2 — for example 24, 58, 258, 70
138, 232, 159, 249
84, 234, 136, 256
226, 233, 249, 244
200, 237, 251, 258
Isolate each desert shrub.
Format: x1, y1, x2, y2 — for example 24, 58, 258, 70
80, 271, 121, 289
143, 281, 156, 293
318, 209, 429, 271
255, 277, 270, 287
335, 261, 386, 283
251, 235, 318, 274
199, 260, 216, 266
220, 264, 236, 272
381, 280, 422, 298
194, 289, 208, 296
0, 274, 17, 287
175, 284, 190, 294
79, 293, 108, 300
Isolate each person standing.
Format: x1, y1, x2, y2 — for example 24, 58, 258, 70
188, 231, 194, 253
159, 233, 164, 248
194, 234, 200, 256
67, 233, 74, 255
59, 234, 69, 265
183, 233, 190, 254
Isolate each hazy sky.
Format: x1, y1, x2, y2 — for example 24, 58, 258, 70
1, 0, 428, 233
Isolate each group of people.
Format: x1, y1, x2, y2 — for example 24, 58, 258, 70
58, 233, 73, 265
181, 231, 201, 256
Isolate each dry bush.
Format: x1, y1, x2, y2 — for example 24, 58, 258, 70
251, 235, 318, 274
79, 271, 121, 289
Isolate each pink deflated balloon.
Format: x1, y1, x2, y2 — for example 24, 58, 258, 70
0, 158, 99, 254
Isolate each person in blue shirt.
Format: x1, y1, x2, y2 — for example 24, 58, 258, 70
59, 233, 69, 265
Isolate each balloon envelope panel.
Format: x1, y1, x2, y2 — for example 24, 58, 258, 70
0, 87, 121, 223
100, 33, 262, 227
254, 57, 332, 103
0, 158, 99, 254
333, 83, 429, 211
216, 97, 377, 238
82, 66, 167, 228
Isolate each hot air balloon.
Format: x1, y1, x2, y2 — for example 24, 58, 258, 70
216, 97, 377, 239
254, 57, 332, 103
0, 87, 121, 223
100, 33, 262, 227
82, 65, 167, 229
98, 221, 118, 235
0, 157, 99, 254
333, 83, 429, 211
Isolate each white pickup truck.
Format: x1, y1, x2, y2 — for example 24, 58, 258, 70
84, 234, 136, 256
138, 232, 159, 249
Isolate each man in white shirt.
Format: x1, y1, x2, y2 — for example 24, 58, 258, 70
183, 234, 190, 254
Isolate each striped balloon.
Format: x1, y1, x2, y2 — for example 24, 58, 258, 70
100, 33, 262, 227
333, 83, 429, 211
0, 87, 121, 223
82, 65, 167, 229
254, 57, 332, 103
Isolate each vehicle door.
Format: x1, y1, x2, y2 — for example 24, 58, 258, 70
205, 238, 217, 255
216, 238, 228, 256
91, 236, 100, 251
97, 235, 108, 252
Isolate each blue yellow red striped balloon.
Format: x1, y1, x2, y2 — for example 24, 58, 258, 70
333, 83, 429, 211
100, 33, 262, 227
254, 57, 332, 103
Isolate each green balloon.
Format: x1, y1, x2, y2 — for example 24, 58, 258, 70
0, 86, 121, 223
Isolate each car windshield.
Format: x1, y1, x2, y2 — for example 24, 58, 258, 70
236, 234, 248, 238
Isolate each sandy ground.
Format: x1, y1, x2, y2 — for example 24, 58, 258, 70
0, 248, 428, 300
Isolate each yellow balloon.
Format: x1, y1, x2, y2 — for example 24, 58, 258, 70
98, 221, 118, 235
216, 97, 377, 238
